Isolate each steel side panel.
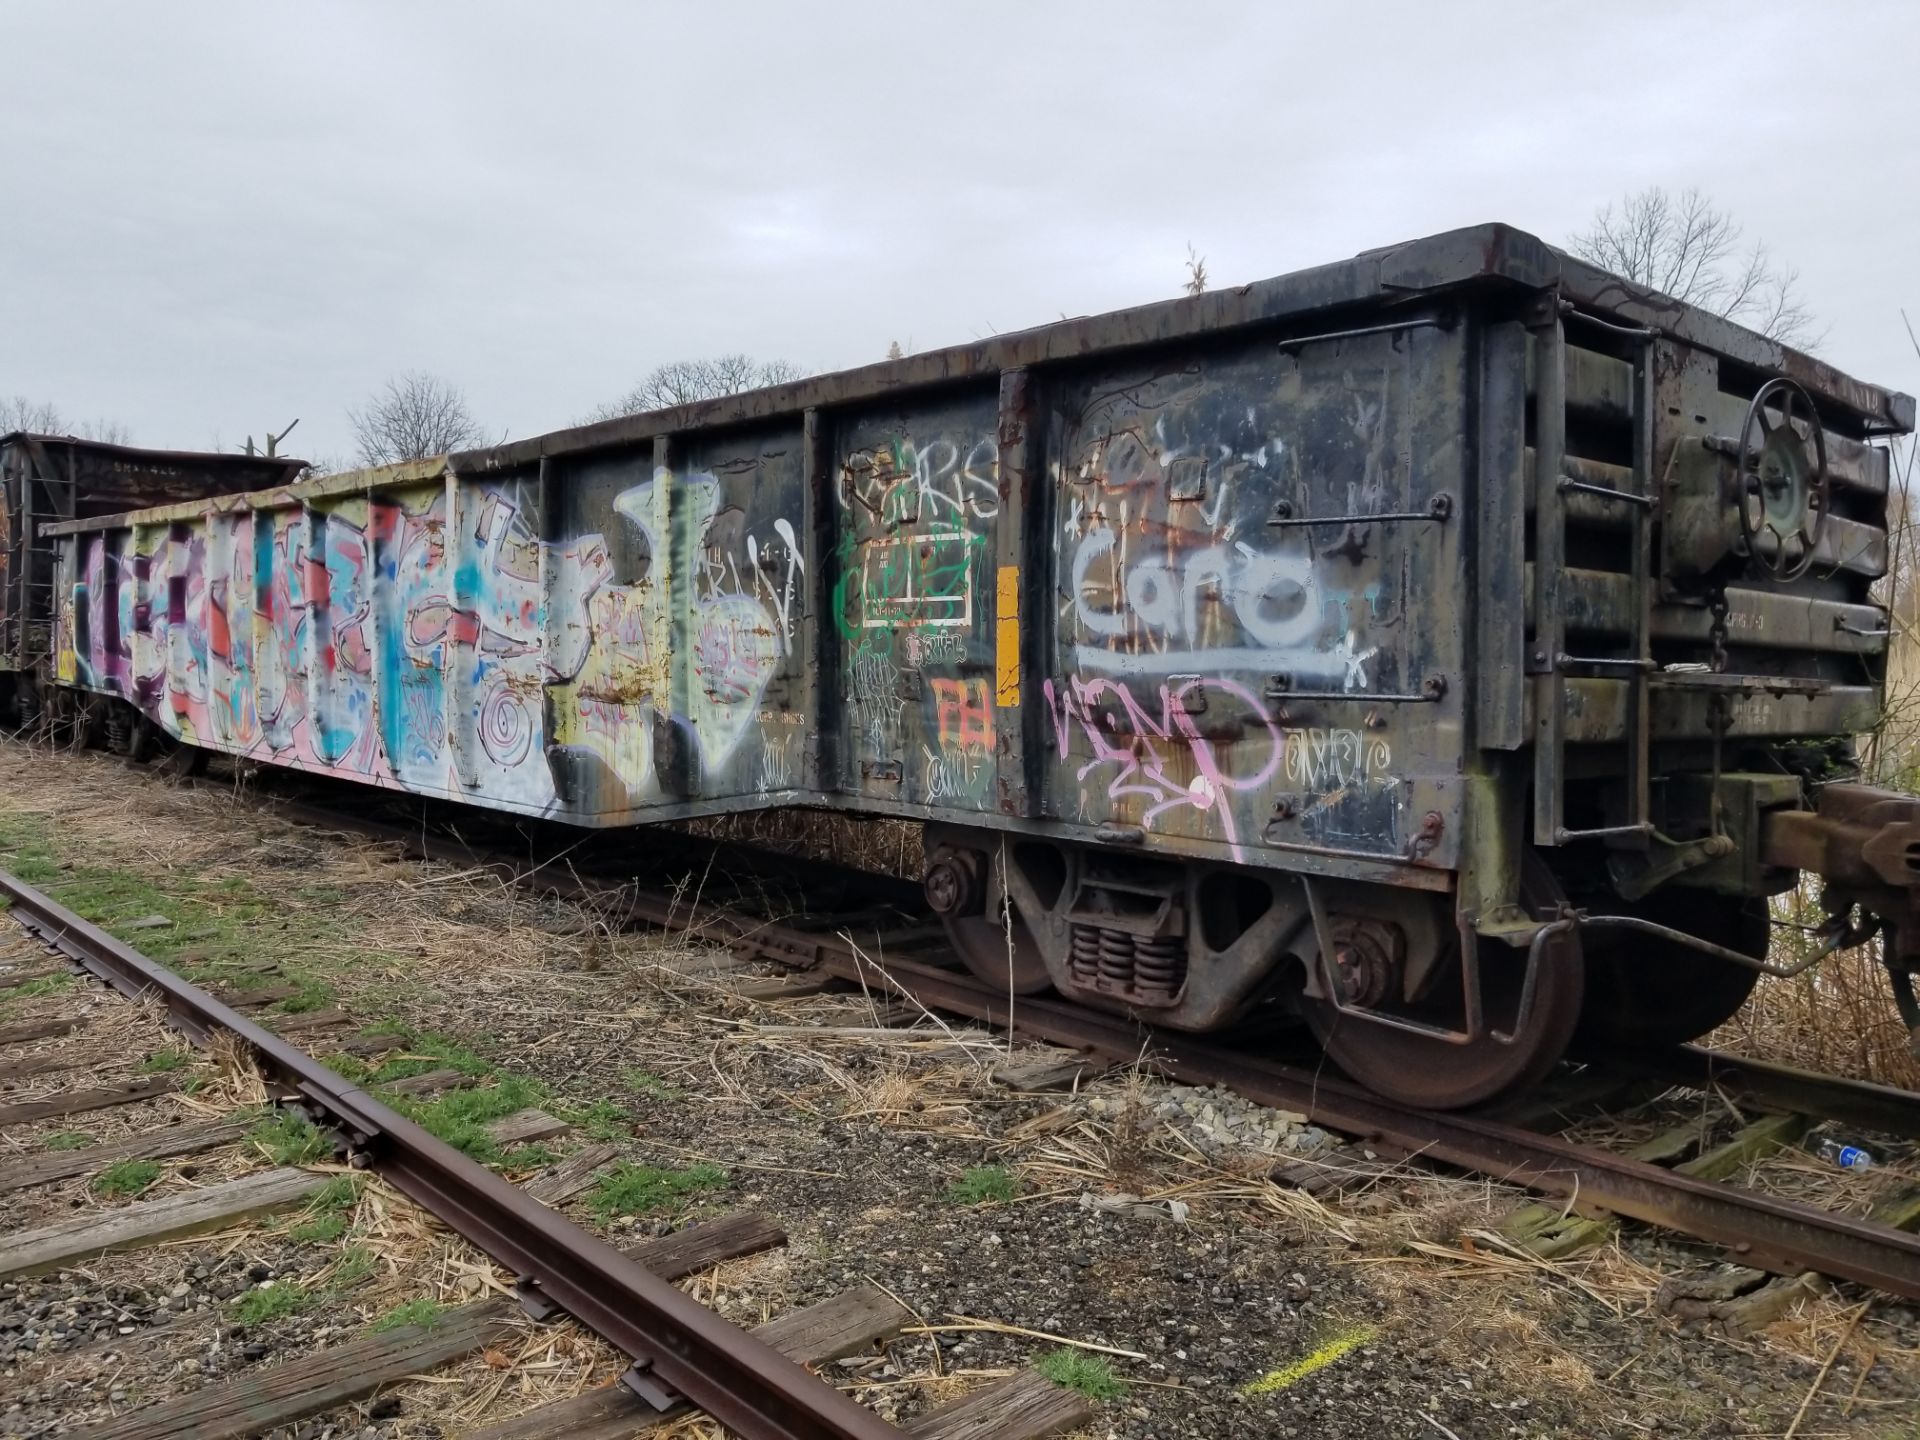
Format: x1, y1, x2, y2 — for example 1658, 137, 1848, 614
1041, 325, 1469, 868
51, 341, 1471, 883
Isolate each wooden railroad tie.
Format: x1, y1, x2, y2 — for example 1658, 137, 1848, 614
59, 1211, 788, 1440
0, 1075, 179, 1128
0, 1116, 255, 1196
1502, 1111, 1813, 1259
0, 1015, 87, 1046
0, 1167, 329, 1280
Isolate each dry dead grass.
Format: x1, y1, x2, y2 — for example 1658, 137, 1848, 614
1710, 877, 1920, 1091
677, 807, 923, 880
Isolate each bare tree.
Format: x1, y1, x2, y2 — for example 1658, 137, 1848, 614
886, 340, 905, 361
584, 354, 804, 423
1183, 244, 1208, 297
349, 372, 486, 468
1570, 187, 1819, 347
0, 397, 128, 443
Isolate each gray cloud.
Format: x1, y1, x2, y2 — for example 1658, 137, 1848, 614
3, 0, 1914, 463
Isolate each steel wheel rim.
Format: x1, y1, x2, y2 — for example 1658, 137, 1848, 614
1299, 854, 1585, 1110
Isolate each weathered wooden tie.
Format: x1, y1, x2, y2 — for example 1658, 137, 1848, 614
485, 1109, 571, 1146
62, 1212, 789, 1440
0, 1047, 123, 1083
0, 1166, 327, 1280
991, 1051, 1105, 1093
1, 1116, 253, 1195
524, 1142, 621, 1204
906, 1369, 1095, 1440
206, 983, 303, 1010
0, 1075, 178, 1128
1504, 1111, 1813, 1258
272, 1008, 353, 1033
465, 1283, 913, 1439
732, 973, 845, 1002
0, 1016, 86, 1046
378, 1067, 470, 1098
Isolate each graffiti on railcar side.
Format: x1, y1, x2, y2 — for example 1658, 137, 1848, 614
1042, 673, 1396, 860
1043, 354, 1414, 855
90, 463, 805, 822
833, 420, 1000, 809
836, 435, 998, 524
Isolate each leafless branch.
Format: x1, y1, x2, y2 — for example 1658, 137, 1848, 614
1570, 186, 1823, 348
583, 355, 806, 424
0, 396, 129, 443
348, 371, 486, 468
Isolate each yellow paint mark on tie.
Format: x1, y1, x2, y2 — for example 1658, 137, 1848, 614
1241, 1324, 1377, 1396
995, 564, 1020, 708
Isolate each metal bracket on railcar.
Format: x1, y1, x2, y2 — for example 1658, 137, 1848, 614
1761, 782, 1920, 1053
1299, 876, 1562, 1049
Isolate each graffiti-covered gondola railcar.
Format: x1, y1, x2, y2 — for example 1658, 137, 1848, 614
37, 224, 1920, 1108
1, 432, 304, 726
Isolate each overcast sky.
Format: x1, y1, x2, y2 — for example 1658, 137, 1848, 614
3, 1, 1915, 466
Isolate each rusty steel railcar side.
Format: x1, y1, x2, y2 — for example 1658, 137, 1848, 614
0, 433, 304, 723
36, 223, 1920, 1103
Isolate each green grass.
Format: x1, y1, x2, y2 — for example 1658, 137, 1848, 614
330, 1244, 377, 1291
44, 1130, 94, 1151
231, 1281, 313, 1326
564, 1098, 633, 1142
139, 1046, 193, 1074
287, 1213, 348, 1244
584, 1162, 726, 1222
307, 1174, 361, 1213
371, 1298, 445, 1333
502, 1144, 560, 1173
92, 1159, 162, 1198
0, 810, 348, 1012
10, 974, 73, 998
623, 1069, 682, 1101
349, 1028, 497, 1085
945, 1166, 1017, 1206
387, 1074, 545, 1163
1036, 1348, 1126, 1400
250, 1111, 333, 1166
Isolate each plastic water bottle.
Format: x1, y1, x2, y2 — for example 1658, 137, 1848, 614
1815, 1138, 1874, 1170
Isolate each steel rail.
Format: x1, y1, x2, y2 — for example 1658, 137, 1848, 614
0, 868, 903, 1440
1615, 1044, 1920, 1142
235, 794, 1920, 1295
808, 953, 1920, 1299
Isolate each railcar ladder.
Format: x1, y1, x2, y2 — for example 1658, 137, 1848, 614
1531, 304, 1656, 848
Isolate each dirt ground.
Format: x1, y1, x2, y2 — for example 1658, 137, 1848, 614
2, 741, 1918, 1440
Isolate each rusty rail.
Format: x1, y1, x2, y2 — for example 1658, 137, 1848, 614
0, 867, 904, 1440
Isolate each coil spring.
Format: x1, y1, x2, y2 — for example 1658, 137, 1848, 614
1096, 927, 1135, 990
1068, 924, 1101, 985
1134, 934, 1183, 1000
103, 711, 129, 754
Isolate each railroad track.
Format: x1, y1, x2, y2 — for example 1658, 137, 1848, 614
0, 868, 1095, 1440
244, 780, 1920, 1304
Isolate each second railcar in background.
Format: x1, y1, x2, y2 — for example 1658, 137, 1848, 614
0, 432, 304, 729
32, 223, 1920, 1108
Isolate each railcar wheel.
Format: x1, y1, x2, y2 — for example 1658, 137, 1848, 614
1297, 854, 1584, 1110
124, 713, 158, 764
1577, 893, 1764, 1048
924, 828, 1053, 995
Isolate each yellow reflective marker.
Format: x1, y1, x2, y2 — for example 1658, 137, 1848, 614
995, 565, 1020, 708
1241, 1324, 1377, 1396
